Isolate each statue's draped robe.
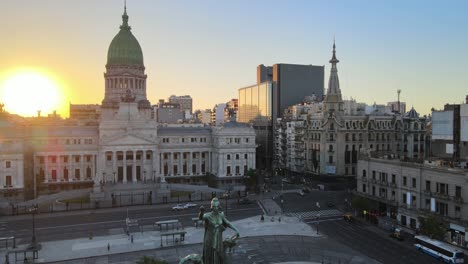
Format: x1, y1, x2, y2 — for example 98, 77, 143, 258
202, 212, 227, 264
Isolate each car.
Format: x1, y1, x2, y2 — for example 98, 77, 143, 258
184, 202, 198, 208
343, 213, 353, 223
389, 229, 404, 241
238, 198, 253, 205
172, 204, 187, 211
302, 187, 311, 193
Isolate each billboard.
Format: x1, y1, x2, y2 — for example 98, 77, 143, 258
461, 104, 468, 142
432, 110, 453, 140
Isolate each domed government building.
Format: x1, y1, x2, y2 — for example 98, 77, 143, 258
0, 6, 256, 203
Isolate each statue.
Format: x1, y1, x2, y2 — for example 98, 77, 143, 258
179, 198, 240, 264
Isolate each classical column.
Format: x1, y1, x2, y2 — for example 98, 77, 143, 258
112, 151, 117, 181
132, 151, 137, 182
198, 152, 202, 175
45, 156, 49, 182
189, 152, 193, 176
80, 154, 84, 180
170, 152, 174, 176
178, 152, 183, 176
123, 151, 127, 183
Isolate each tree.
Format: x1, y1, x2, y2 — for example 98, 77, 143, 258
245, 169, 258, 189
136, 256, 168, 264
351, 196, 370, 213
418, 216, 446, 240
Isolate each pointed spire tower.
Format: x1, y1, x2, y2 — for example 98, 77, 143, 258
323, 40, 344, 113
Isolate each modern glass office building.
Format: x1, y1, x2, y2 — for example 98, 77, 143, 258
237, 82, 274, 124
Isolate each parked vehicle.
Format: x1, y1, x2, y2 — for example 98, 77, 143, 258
172, 204, 187, 211
343, 213, 353, 223
184, 203, 198, 208
389, 228, 404, 241
302, 187, 311, 193
414, 235, 464, 263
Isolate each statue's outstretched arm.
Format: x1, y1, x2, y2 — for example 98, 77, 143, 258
223, 215, 240, 239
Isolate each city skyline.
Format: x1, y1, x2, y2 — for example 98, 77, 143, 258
1, 0, 468, 117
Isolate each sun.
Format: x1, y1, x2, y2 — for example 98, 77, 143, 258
0, 70, 64, 117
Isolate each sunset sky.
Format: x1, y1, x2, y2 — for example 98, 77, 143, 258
1, 0, 467, 117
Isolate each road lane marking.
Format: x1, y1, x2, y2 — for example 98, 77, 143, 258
305, 217, 343, 224
36, 207, 261, 231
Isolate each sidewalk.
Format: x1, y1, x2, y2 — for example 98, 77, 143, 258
1, 215, 319, 263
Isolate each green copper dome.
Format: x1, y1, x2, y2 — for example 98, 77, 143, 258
107, 7, 144, 66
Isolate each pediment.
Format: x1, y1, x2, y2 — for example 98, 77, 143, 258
101, 133, 156, 146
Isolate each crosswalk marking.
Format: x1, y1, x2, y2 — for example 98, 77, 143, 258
285, 209, 342, 219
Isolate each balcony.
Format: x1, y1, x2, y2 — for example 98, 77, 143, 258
453, 196, 464, 204
361, 177, 368, 183
378, 180, 388, 186
432, 192, 450, 200
389, 182, 397, 188
370, 178, 377, 184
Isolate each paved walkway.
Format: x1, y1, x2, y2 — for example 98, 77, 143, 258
1, 215, 318, 263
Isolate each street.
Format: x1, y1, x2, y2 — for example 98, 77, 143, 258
3, 200, 262, 244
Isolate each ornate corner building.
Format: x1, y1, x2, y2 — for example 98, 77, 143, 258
0, 7, 256, 202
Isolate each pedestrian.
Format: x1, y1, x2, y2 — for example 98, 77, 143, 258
261, 215, 265, 222
278, 217, 281, 223
107, 243, 110, 251
131, 235, 134, 243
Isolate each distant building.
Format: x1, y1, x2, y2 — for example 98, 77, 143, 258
275, 42, 428, 177
154, 99, 184, 124
224, 99, 238, 122
356, 155, 468, 248
431, 96, 468, 163
212, 103, 226, 126
387, 101, 407, 114
196, 109, 212, 125
69, 104, 100, 121
169, 95, 193, 114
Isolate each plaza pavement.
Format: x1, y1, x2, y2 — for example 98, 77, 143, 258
4, 215, 318, 263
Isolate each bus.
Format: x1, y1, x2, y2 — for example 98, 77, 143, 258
414, 235, 465, 263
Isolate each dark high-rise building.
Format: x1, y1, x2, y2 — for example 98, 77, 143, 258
257, 63, 324, 116
238, 63, 324, 172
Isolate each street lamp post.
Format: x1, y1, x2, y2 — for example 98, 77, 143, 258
28, 205, 39, 250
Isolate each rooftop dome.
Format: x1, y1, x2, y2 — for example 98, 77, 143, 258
405, 107, 419, 118
107, 6, 144, 66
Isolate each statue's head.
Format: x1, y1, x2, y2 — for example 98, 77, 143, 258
211, 197, 220, 213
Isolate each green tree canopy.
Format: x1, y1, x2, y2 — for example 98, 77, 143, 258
418, 216, 446, 240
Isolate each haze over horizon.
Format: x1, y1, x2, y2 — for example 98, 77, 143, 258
1, 0, 467, 117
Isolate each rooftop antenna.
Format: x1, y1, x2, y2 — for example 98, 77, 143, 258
397, 89, 401, 114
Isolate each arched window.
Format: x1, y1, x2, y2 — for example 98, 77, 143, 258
363, 170, 367, 177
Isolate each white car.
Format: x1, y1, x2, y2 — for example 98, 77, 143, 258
172, 204, 187, 211
184, 203, 198, 208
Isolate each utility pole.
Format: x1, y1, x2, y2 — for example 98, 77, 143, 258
397, 89, 401, 114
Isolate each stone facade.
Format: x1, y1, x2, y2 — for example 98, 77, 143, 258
0, 7, 256, 202
356, 156, 468, 248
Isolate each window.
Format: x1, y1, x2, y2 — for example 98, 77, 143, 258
52, 156, 56, 163
75, 156, 80, 162
425, 181, 431, 192
362, 170, 367, 177
164, 154, 168, 160
235, 166, 240, 174
245, 138, 249, 143
403, 176, 407, 186
226, 166, 231, 175
372, 170, 376, 179
86, 156, 91, 162
372, 186, 375, 196
425, 199, 430, 209
6, 161, 11, 168
456, 186, 462, 198
107, 154, 112, 161
64, 156, 68, 163
5, 175, 12, 187
244, 154, 248, 159
412, 178, 416, 188
192, 153, 197, 159
75, 169, 80, 179
191, 138, 196, 143
455, 206, 461, 213
146, 153, 151, 160
391, 174, 396, 184
227, 154, 231, 160
328, 155, 333, 163
236, 154, 239, 160
329, 145, 333, 152
202, 153, 206, 158
362, 184, 366, 193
